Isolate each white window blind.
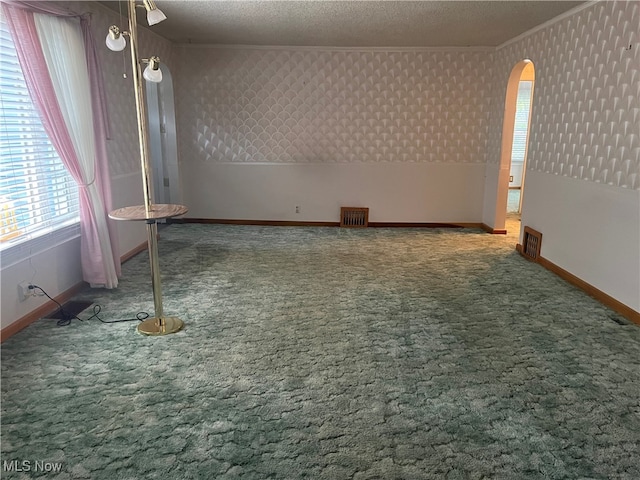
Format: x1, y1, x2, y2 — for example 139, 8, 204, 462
510, 80, 533, 164
0, 14, 80, 254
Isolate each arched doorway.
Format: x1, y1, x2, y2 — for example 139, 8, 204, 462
494, 60, 535, 235
508, 62, 534, 215
145, 63, 180, 206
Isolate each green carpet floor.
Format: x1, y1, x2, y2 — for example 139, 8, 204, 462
2, 221, 639, 479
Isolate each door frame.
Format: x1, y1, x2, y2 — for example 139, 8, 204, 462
493, 59, 535, 233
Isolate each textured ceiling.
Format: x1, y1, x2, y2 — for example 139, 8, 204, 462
99, 1, 586, 47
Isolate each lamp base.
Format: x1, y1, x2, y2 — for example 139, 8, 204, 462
137, 317, 184, 336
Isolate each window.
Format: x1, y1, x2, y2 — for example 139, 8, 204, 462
510, 80, 533, 163
0, 14, 80, 256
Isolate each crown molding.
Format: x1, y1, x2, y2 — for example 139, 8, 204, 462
497, 0, 599, 50
174, 43, 496, 53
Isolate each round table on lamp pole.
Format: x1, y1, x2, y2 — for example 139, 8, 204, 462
109, 203, 188, 335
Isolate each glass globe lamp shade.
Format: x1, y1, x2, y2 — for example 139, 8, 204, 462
106, 26, 126, 52
147, 8, 167, 26
143, 63, 163, 83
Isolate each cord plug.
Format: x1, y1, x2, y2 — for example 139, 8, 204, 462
18, 281, 35, 301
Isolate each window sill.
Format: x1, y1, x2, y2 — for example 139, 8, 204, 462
0, 221, 81, 269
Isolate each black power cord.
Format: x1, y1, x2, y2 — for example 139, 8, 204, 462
29, 284, 149, 327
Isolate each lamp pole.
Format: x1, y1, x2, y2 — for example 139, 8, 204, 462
107, 0, 186, 335
127, 0, 154, 217
126, 0, 166, 320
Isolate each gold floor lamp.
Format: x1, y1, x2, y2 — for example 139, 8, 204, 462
106, 0, 187, 336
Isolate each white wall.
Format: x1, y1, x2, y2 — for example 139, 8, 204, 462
484, 1, 640, 311
522, 172, 640, 312
1, 238, 82, 330
482, 163, 501, 224
182, 163, 486, 222
174, 47, 494, 222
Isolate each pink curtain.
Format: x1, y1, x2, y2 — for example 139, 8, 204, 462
2, 2, 121, 286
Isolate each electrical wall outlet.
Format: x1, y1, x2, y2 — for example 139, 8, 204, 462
295, 205, 300, 214
18, 281, 33, 301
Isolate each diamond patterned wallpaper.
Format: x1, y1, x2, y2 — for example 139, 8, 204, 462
79, 0, 639, 191
174, 48, 494, 165
489, 0, 640, 190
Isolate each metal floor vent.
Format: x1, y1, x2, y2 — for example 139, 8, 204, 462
340, 207, 369, 228
45, 300, 93, 320
521, 226, 542, 262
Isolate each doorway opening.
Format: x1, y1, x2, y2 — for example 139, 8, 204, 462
508, 62, 534, 215
496, 60, 535, 237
